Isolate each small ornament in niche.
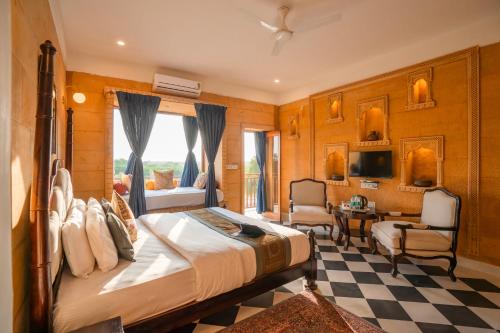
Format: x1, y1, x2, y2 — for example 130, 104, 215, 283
367, 131, 379, 141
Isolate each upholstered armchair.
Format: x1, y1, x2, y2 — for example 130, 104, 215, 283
289, 179, 334, 240
371, 188, 461, 281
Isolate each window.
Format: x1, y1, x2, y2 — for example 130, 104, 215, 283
113, 109, 202, 181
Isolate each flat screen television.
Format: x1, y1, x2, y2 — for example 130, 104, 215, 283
349, 151, 393, 178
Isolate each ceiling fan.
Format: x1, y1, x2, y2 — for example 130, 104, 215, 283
256, 5, 342, 56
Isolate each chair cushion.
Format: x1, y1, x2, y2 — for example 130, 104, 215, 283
371, 221, 451, 252
290, 205, 332, 225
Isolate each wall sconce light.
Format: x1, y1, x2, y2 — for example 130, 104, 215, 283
72, 92, 86, 104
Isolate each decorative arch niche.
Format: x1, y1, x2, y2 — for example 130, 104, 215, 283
324, 143, 349, 186
398, 136, 444, 192
356, 95, 390, 146
406, 67, 436, 110
326, 93, 343, 123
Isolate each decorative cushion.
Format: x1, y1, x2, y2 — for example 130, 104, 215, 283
289, 205, 333, 225
49, 211, 63, 284
421, 190, 457, 238
145, 179, 156, 190
193, 172, 208, 189
153, 170, 175, 190
62, 204, 95, 278
290, 181, 325, 206
371, 221, 452, 252
121, 174, 133, 191
86, 197, 118, 272
106, 212, 135, 261
113, 182, 128, 196
111, 191, 138, 242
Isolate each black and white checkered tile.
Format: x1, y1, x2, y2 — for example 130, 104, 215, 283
173, 227, 500, 333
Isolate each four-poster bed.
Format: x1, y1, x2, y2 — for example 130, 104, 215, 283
30, 40, 317, 333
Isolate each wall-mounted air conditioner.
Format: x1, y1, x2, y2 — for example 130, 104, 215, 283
153, 73, 201, 98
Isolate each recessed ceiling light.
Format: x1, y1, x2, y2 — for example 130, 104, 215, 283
116, 40, 126, 46
274, 79, 280, 83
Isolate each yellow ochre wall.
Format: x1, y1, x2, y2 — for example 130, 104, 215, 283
66, 71, 277, 212
279, 44, 500, 266
11, 0, 67, 331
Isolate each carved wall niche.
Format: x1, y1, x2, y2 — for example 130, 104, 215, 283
398, 136, 444, 192
288, 113, 299, 139
324, 143, 349, 186
406, 67, 436, 110
356, 95, 389, 146
326, 93, 343, 123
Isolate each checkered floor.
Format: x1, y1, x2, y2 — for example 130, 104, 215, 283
172, 227, 500, 333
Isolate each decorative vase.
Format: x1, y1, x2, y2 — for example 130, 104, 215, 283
367, 131, 379, 141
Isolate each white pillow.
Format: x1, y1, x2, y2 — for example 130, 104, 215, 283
86, 198, 118, 272
62, 204, 95, 278
49, 211, 63, 284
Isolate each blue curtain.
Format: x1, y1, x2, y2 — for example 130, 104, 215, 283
180, 116, 199, 187
124, 153, 135, 174
116, 91, 160, 216
255, 132, 267, 213
195, 103, 226, 207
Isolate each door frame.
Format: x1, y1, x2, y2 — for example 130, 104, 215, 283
263, 131, 281, 220
240, 124, 274, 214
0, 0, 13, 331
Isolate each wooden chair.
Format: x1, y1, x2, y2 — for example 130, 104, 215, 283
289, 179, 334, 240
371, 188, 461, 281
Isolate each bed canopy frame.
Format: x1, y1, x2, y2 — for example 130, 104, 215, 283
30, 40, 317, 333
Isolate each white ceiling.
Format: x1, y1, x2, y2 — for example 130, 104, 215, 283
54, 0, 500, 104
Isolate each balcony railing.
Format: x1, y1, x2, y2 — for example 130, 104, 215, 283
244, 173, 260, 208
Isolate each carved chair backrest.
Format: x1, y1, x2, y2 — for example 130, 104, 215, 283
421, 188, 461, 250
290, 179, 326, 207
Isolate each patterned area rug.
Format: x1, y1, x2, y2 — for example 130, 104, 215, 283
172, 226, 500, 333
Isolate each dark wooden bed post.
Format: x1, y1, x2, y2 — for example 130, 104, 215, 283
30, 40, 56, 333
65, 107, 74, 173
306, 229, 318, 290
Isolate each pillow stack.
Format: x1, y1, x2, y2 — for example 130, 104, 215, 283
60, 192, 139, 278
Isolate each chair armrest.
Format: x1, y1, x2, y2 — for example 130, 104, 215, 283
393, 223, 457, 253
393, 223, 457, 232
289, 200, 294, 213
326, 201, 333, 214
400, 212, 422, 218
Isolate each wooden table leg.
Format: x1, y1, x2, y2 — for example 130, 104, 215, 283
343, 216, 351, 251
334, 216, 344, 245
359, 219, 366, 243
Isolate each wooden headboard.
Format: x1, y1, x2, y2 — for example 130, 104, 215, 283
30, 40, 74, 333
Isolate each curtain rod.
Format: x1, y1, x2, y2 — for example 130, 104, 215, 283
103, 87, 227, 107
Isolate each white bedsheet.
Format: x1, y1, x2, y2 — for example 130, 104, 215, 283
142, 187, 224, 211
53, 219, 197, 333
139, 207, 310, 301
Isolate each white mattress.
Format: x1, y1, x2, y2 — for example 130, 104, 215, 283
53, 219, 197, 333
136, 187, 224, 211
140, 207, 310, 301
